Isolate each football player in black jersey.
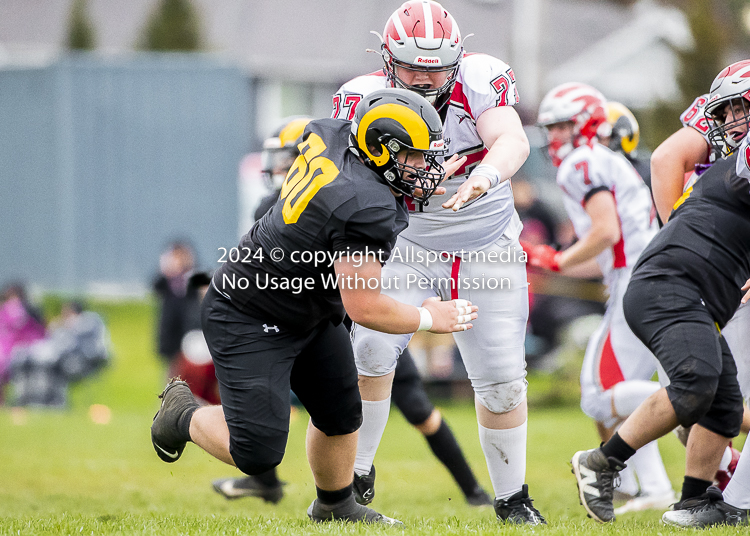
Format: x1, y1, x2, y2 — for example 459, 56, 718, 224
569, 87, 750, 523
150, 89, 476, 524
214, 118, 491, 507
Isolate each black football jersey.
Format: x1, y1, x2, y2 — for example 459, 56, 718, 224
254, 190, 280, 222
215, 119, 408, 331
632, 154, 750, 327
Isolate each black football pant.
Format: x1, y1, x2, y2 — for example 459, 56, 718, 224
202, 285, 362, 476
623, 277, 743, 438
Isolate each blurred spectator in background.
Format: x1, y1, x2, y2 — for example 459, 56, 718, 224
0, 283, 45, 402
9, 300, 110, 408
153, 241, 196, 376
171, 272, 220, 405
514, 179, 558, 248
514, 179, 562, 363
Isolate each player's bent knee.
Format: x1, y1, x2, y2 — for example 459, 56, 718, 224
669, 387, 717, 427
475, 378, 527, 414
666, 364, 720, 427
395, 389, 434, 425
580, 389, 614, 425
354, 332, 400, 376
312, 412, 362, 437
699, 386, 745, 437
230, 439, 284, 476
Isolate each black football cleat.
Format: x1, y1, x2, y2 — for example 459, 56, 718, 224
494, 484, 547, 525
150, 378, 199, 463
662, 486, 749, 528
212, 476, 285, 504
307, 494, 402, 525
353, 465, 376, 505
571, 448, 626, 523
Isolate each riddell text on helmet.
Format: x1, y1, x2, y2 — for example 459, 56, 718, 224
415, 56, 442, 65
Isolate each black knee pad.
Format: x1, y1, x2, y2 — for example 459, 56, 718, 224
310, 397, 362, 437
393, 378, 434, 425
698, 336, 745, 438
311, 413, 362, 437
698, 388, 745, 438
229, 434, 285, 476
666, 357, 719, 427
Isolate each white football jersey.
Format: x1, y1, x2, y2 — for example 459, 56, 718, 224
332, 53, 521, 252
557, 143, 658, 286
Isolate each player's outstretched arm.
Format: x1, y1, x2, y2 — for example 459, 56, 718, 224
442, 106, 529, 211
335, 256, 477, 334
650, 126, 709, 222
522, 241, 603, 278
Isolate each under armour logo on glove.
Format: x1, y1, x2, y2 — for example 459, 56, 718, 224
263, 324, 279, 333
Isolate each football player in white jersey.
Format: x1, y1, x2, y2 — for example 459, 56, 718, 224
526, 83, 676, 516
332, 0, 545, 525
654, 60, 750, 528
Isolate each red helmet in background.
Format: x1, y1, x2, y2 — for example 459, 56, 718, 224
379, 0, 463, 112
537, 83, 607, 166
705, 59, 750, 157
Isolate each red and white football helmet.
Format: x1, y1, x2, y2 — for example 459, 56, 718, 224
377, 0, 463, 112
537, 83, 607, 167
705, 59, 750, 157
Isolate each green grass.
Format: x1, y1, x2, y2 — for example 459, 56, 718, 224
0, 300, 745, 534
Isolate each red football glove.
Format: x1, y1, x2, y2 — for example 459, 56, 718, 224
520, 240, 562, 272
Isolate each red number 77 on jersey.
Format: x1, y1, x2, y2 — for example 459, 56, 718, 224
332, 94, 362, 121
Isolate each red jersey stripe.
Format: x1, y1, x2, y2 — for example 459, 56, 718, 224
450, 256, 462, 300
598, 331, 625, 390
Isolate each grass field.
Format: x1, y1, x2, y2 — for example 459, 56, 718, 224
0, 300, 745, 535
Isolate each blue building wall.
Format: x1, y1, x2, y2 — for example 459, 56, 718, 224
0, 55, 252, 293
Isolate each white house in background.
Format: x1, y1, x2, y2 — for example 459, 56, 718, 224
544, 0, 693, 108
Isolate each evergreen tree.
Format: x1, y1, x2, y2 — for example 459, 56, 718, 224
66, 0, 96, 50
139, 0, 203, 51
